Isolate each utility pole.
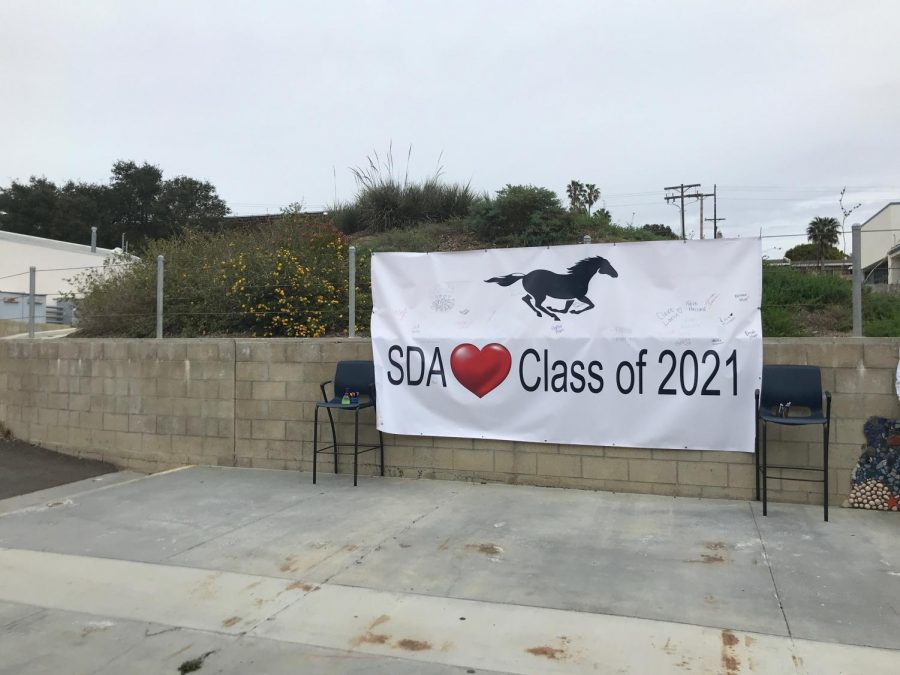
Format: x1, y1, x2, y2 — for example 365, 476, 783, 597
693, 190, 715, 238
664, 183, 700, 241
851, 224, 862, 336
705, 183, 726, 239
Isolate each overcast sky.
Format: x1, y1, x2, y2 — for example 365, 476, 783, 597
2, 1, 899, 256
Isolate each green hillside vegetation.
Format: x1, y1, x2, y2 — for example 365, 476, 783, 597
67, 170, 900, 338
349, 183, 676, 252
763, 265, 900, 337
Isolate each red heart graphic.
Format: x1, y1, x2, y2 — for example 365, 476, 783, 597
450, 343, 511, 398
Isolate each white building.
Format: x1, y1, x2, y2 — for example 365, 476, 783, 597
860, 202, 900, 283
0, 230, 118, 321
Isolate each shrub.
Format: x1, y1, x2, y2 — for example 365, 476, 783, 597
466, 185, 575, 247
332, 149, 476, 233
68, 212, 370, 337
762, 306, 799, 337
641, 224, 680, 240
863, 291, 900, 336
330, 202, 365, 234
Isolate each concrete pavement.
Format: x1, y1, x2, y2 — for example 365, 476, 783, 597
0, 466, 897, 674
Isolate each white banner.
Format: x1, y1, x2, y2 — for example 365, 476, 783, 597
371, 239, 763, 452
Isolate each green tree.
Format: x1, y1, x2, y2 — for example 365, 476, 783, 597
108, 161, 164, 242
0, 177, 63, 239
784, 242, 847, 262
583, 183, 600, 216
156, 176, 230, 237
806, 216, 841, 270
0, 161, 229, 248
59, 181, 114, 244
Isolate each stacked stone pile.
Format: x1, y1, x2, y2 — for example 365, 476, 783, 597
847, 417, 900, 512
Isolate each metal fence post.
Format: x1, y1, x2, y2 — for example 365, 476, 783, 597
156, 255, 164, 339
348, 245, 356, 338
851, 224, 862, 337
28, 266, 36, 338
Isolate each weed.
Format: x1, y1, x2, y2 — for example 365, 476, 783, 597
178, 651, 215, 674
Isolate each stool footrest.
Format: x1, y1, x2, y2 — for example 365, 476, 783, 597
314, 443, 380, 456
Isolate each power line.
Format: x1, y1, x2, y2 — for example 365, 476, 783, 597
0, 271, 29, 281
717, 184, 898, 192
32, 262, 133, 273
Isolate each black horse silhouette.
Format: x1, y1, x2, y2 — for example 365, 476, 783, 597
485, 256, 618, 321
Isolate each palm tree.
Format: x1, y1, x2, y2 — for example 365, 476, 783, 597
583, 184, 600, 216
566, 180, 584, 213
806, 216, 841, 270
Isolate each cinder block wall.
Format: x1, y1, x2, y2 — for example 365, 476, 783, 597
0, 340, 236, 473
1, 337, 897, 505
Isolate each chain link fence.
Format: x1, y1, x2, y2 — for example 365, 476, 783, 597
4, 222, 900, 339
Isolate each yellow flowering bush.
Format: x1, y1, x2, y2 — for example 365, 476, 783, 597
70, 212, 372, 338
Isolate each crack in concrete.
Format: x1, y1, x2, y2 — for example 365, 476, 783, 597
163, 494, 317, 562
145, 625, 181, 637
749, 502, 793, 641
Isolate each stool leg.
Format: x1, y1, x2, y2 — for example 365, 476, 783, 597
754, 418, 760, 501
754, 390, 760, 501
762, 421, 768, 517
326, 408, 338, 474
313, 405, 319, 484
353, 408, 359, 487
823, 422, 829, 522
